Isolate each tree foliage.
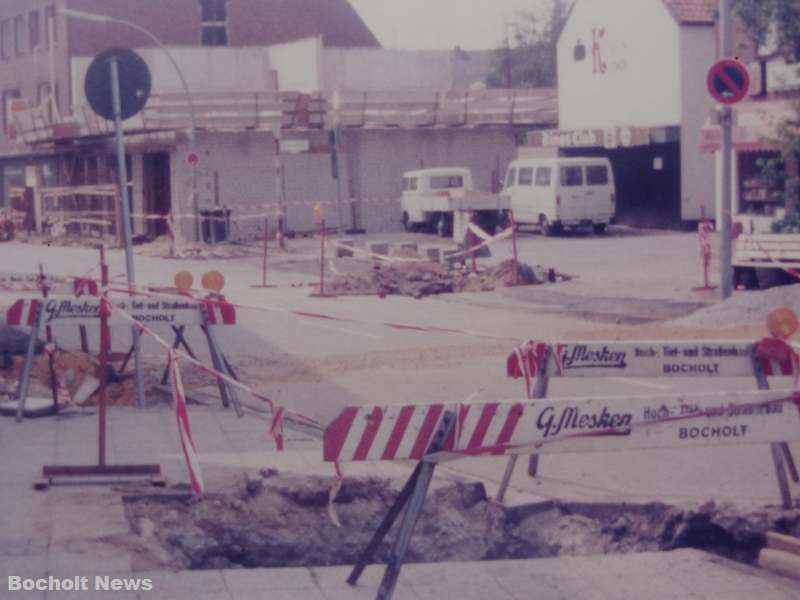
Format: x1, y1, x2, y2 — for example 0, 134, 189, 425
485, 0, 571, 89
734, 0, 800, 225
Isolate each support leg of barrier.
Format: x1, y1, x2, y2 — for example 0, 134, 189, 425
79, 325, 90, 353
510, 211, 519, 286
15, 302, 44, 422
160, 326, 198, 385
310, 218, 335, 298
496, 347, 551, 502
781, 443, 800, 484
39, 265, 59, 412
252, 217, 276, 288
347, 463, 423, 586
374, 411, 456, 600
752, 351, 793, 508
347, 412, 456, 600
201, 320, 243, 418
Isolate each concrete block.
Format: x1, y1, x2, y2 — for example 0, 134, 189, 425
368, 242, 390, 258
441, 248, 463, 263
335, 239, 354, 258
399, 242, 418, 253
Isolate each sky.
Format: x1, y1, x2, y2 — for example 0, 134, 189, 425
349, 0, 551, 51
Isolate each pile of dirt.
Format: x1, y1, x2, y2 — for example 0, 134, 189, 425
328, 260, 556, 299
672, 283, 800, 329
0, 349, 146, 407
121, 474, 800, 571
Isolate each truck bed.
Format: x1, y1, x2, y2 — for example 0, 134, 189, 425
733, 233, 800, 269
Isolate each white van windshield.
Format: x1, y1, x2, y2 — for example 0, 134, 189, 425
560, 166, 583, 187
586, 165, 609, 186
429, 175, 464, 189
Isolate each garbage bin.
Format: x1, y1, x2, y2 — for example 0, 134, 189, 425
200, 207, 231, 243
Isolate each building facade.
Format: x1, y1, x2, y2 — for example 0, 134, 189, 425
525, 0, 724, 229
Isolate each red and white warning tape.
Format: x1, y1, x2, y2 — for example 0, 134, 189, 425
168, 350, 205, 496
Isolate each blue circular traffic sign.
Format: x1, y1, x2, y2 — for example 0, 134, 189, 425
706, 59, 750, 105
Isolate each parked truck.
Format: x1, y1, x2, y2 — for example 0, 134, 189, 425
733, 232, 800, 289
399, 168, 509, 238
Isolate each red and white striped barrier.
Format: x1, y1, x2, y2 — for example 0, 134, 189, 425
324, 389, 800, 464
168, 350, 205, 496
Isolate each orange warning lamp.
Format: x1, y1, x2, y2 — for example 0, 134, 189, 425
201, 270, 225, 292
174, 271, 194, 290
766, 307, 799, 340
313, 203, 323, 225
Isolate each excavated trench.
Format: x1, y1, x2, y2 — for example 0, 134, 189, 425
122, 473, 800, 572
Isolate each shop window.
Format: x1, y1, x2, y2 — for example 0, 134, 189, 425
29, 11, 40, 52
738, 152, 784, 216
200, 0, 228, 46
14, 14, 25, 56
37, 82, 58, 122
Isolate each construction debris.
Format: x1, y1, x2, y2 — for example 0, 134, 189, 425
328, 259, 563, 299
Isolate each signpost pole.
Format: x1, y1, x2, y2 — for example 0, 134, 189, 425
719, 0, 734, 299
109, 56, 146, 408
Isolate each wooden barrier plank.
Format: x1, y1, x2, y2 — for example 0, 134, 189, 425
766, 532, 800, 556
758, 549, 800, 581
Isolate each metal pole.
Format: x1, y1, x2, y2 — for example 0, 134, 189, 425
262, 218, 269, 286
320, 218, 327, 296
719, 0, 733, 299
510, 211, 519, 285
98, 247, 110, 467
109, 56, 146, 408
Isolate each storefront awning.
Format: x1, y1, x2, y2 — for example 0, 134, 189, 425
699, 98, 796, 154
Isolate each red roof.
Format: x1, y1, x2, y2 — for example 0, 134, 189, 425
662, 0, 718, 25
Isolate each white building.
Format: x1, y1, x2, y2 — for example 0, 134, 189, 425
526, 0, 721, 228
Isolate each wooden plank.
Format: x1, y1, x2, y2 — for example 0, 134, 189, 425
758, 549, 800, 581
766, 532, 800, 556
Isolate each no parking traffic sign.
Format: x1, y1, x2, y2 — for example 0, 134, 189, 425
707, 59, 750, 105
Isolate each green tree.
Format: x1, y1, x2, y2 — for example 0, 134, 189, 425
485, 0, 571, 89
734, 0, 800, 227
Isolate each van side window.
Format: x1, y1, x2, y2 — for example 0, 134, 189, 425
560, 166, 583, 187
429, 175, 463, 189
535, 167, 551, 186
518, 167, 533, 186
505, 168, 516, 188
586, 165, 609, 185
409, 178, 418, 191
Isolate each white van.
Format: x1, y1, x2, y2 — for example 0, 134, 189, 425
502, 157, 616, 235
400, 168, 506, 236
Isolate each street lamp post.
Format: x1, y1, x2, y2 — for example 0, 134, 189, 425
61, 8, 199, 406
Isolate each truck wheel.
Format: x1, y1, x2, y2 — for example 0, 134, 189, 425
592, 223, 607, 235
539, 215, 556, 237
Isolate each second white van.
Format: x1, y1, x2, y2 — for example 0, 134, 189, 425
502, 157, 616, 235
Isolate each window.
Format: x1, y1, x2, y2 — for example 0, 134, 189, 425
37, 82, 58, 122
200, 0, 228, 46
517, 167, 533, 186
3, 88, 22, 132
560, 166, 583, 187
429, 175, 464, 190
535, 167, 551, 186
586, 165, 609, 186
14, 15, 25, 56
0, 20, 9, 59
505, 168, 516, 188
44, 6, 55, 48
402, 177, 419, 191
28, 11, 40, 52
